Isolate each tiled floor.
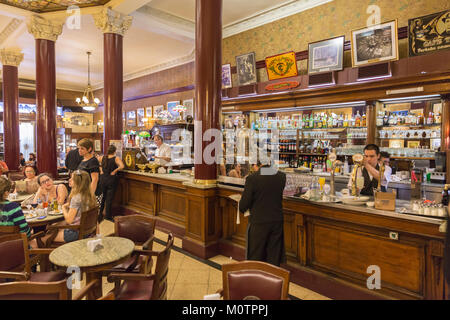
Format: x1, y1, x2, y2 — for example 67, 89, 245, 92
72, 220, 330, 300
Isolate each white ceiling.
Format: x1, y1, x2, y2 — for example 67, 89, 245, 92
0, 0, 332, 91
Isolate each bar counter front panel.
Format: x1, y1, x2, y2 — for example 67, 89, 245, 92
115, 170, 446, 300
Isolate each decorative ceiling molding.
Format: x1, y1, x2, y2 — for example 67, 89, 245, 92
0, 18, 22, 46
92, 47, 195, 90
134, 6, 194, 41
223, 0, 334, 38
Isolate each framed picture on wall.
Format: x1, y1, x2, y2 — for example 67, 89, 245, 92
308, 36, 344, 74
126, 110, 136, 127
153, 105, 164, 118
351, 19, 399, 67
222, 64, 232, 89
94, 140, 101, 152
236, 52, 257, 86
137, 108, 145, 127
167, 101, 180, 117
265, 51, 298, 80
182, 98, 194, 118
146, 106, 153, 119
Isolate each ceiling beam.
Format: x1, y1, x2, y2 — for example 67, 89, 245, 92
108, 0, 155, 15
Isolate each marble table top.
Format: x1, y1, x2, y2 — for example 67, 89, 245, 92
49, 237, 135, 268
7, 193, 32, 203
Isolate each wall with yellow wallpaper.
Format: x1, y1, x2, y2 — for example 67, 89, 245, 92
222, 0, 448, 85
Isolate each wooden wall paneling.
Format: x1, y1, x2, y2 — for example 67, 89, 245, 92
283, 210, 297, 261
427, 239, 445, 300
441, 95, 450, 182
126, 179, 155, 215
307, 218, 426, 299
158, 185, 187, 227
366, 102, 377, 144
295, 213, 306, 266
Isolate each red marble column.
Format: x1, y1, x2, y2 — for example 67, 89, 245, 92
194, 0, 222, 181
2, 65, 20, 171
103, 33, 123, 152
35, 39, 57, 178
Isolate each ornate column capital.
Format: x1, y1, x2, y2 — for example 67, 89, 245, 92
0, 49, 24, 67
93, 8, 132, 36
27, 15, 63, 41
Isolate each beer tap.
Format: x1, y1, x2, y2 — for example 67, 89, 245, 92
351, 154, 364, 196
328, 152, 343, 197
377, 161, 385, 191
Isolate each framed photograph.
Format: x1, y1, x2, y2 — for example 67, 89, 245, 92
137, 108, 145, 127
389, 139, 404, 148
64, 112, 95, 133
265, 51, 298, 81
351, 20, 399, 67
222, 64, 232, 89
126, 110, 136, 127
153, 105, 164, 118
409, 10, 450, 57
167, 101, 180, 117
182, 98, 194, 118
308, 36, 344, 74
236, 52, 257, 86
145, 106, 153, 119
94, 139, 101, 152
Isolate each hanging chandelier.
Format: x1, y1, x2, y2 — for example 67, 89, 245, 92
76, 51, 100, 111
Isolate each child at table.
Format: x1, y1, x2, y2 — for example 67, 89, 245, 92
53, 170, 97, 243
0, 176, 31, 237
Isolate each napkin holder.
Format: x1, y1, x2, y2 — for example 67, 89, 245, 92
87, 238, 104, 252
374, 189, 396, 211
203, 293, 221, 300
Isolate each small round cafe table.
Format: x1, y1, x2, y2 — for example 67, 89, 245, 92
7, 193, 32, 204
49, 237, 135, 299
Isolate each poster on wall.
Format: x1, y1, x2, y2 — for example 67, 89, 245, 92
127, 110, 136, 127
146, 107, 152, 119
137, 108, 145, 127
222, 64, 232, 89
153, 105, 164, 118
236, 52, 257, 86
182, 99, 194, 118
351, 19, 399, 67
308, 36, 344, 74
167, 101, 180, 118
265, 51, 298, 80
409, 10, 450, 57
64, 112, 96, 133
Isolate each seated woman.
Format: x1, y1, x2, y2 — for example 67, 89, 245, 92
15, 165, 39, 194
52, 170, 97, 243
26, 153, 36, 167
228, 163, 242, 178
33, 173, 68, 205
0, 176, 31, 237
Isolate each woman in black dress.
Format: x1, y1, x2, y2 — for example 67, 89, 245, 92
76, 138, 100, 198
97, 145, 124, 221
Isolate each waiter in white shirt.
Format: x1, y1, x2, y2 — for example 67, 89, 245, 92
347, 144, 391, 195
153, 134, 171, 166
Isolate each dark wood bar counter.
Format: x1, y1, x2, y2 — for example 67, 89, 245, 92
116, 170, 447, 300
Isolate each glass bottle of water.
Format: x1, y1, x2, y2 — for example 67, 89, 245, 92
310, 177, 320, 201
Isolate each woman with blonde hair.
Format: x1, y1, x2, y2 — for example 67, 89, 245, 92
52, 170, 97, 243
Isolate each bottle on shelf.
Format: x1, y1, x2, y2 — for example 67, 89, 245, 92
343, 114, 348, 127
329, 113, 335, 128
338, 113, 344, 128
362, 112, 367, 127
441, 184, 449, 206
376, 111, 383, 126
350, 114, 355, 127
343, 156, 349, 174
435, 110, 442, 124
383, 111, 389, 126
355, 111, 361, 127
427, 112, 434, 125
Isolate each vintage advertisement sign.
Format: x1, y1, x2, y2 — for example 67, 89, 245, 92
409, 10, 450, 56
265, 51, 298, 81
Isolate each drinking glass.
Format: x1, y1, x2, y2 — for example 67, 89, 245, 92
318, 177, 326, 191
356, 176, 365, 197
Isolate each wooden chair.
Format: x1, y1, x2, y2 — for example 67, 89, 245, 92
0, 233, 66, 285
0, 225, 20, 236
36, 206, 99, 271
105, 233, 174, 300
218, 260, 290, 300
39, 206, 99, 247
103, 215, 157, 277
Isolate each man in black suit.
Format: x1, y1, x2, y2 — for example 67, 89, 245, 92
239, 162, 286, 267
65, 143, 83, 175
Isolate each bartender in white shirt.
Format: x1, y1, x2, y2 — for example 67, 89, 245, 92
347, 144, 391, 195
153, 134, 171, 166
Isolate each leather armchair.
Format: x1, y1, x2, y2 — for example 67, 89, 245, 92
218, 260, 290, 300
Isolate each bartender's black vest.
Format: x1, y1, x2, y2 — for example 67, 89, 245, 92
360, 164, 380, 196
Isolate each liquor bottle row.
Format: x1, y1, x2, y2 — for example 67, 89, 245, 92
376, 110, 441, 127
253, 110, 368, 130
